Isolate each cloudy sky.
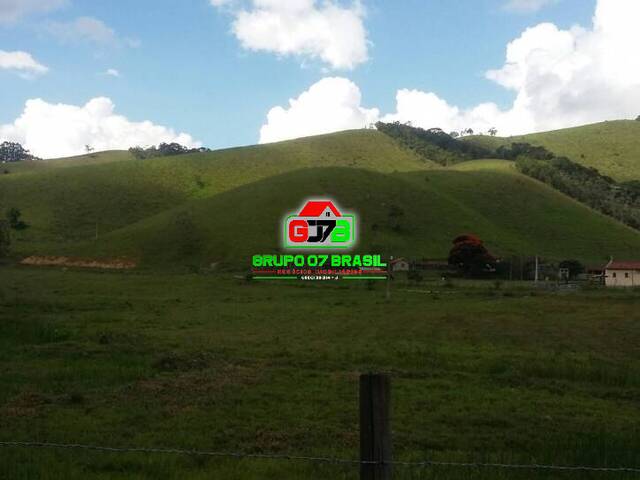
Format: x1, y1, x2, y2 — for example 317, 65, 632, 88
1, 0, 638, 158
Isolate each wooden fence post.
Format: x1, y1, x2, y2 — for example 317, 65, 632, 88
360, 373, 392, 480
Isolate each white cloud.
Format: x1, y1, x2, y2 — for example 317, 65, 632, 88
45, 16, 140, 48
105, 68, 120, 77
386, 0, 639, 136
259, 77, 378, 143
380, 90, 534, 136
271, 0, 640, 140
212, 0, 369, 70
0, 97, 200, 159
0, 0, 66, 23
46, 16, 118, 45
504, 0, 558, 13
0, 50, 48, 78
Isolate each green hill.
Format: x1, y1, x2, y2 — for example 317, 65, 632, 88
2, 130, 639, 267
1, 150, 135, 175
464, 120, 640, 182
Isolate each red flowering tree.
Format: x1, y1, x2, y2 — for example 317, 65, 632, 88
448, 234, 497, 277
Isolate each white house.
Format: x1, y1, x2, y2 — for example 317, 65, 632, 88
390, 258, 410, 272
605, 261, 640, 287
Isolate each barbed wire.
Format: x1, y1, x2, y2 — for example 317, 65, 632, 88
393, 459, 640, 473
2, 441, 640, 473
0, 442, 365, 465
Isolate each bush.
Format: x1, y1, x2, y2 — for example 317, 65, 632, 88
6, 208, 27, 230
0, 220, 10, 258
559, 259, 585, 279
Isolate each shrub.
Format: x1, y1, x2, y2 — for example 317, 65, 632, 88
6, 208, 27, 230
0, 220, 10, 258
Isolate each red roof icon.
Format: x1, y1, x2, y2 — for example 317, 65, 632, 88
298, 200, 342, 217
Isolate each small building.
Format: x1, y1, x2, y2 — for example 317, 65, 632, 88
584, 264, 606, 284
605, 261, 640, 287
390, 258, 410, 272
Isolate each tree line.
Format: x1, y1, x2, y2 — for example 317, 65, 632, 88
129, 143, 211, 159
0, 140, 209, 164
374, 121, 493, 166
0, 141, 39, 163
376, 121, 640, 231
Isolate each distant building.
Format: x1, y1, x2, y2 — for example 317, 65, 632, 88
605, 260, 640, 287
390, 258, 410, 272
584, 264, 606, 284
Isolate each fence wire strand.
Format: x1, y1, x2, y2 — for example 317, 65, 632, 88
2, 441, 640, 473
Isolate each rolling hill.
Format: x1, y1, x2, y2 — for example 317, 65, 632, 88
2, 129, 640, 267
463, 120, 640, 182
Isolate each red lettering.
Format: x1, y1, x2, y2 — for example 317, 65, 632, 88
289, 219, 308, 243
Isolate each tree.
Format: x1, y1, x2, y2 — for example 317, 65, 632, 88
0, 220, 9, 258
488, 127, 498, 136
559, 259, 584, 279
85, 145, 94, 154
449, 131, 460, 139
0, 141, 37, 163
448, 234, 497, 277
158, 142, 189, 156
636, 115, 640, 121
129, 146, 146, 159
6, 208, 27, 230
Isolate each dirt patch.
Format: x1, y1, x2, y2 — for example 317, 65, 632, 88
153, 352, 212, 372
1, 392, 52, 418
21, 255, 137, 270
119, 364, 261, 414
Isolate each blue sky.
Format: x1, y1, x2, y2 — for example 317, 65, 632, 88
2, 0, 638, 158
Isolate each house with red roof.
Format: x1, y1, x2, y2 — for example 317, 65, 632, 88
605, 260, 640, 287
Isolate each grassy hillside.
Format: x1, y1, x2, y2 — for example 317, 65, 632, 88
0, 130, 432, 251
74, 161, 637, 266
2, 130, 640, 266
464, 120, 640, 181
1, 150, 135, 175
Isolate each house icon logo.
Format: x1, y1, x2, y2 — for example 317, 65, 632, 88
284, 199, 356, 249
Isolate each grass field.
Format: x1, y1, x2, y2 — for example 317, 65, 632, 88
463, 120, 640, 182
1, 266, 640, 479
2, 131, 640, 267
2, 122, 640, 478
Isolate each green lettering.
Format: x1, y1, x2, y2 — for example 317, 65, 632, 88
331, 219, 351, 243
